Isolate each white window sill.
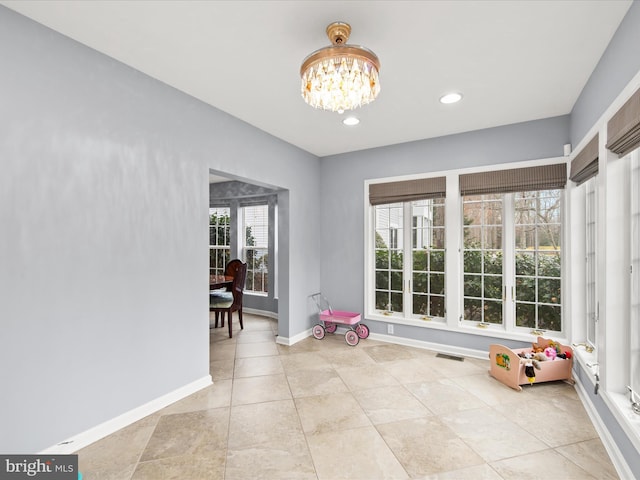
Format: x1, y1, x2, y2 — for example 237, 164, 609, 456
603, 391, 640, 453
245, 291, 268, 298
365, 312, 569, 345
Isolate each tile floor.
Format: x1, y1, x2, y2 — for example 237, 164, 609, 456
76, 313, 620, 479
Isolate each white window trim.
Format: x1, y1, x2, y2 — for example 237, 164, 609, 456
364, 156, 569, 344
241, 204, 269, 295
459, 190, 565, 336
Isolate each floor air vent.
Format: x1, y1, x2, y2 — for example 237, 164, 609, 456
436, 353, 464, 362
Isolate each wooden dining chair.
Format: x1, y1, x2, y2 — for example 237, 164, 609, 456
210, 260, 247, 338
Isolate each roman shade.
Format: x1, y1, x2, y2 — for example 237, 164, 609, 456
606, 87, 640, 157
569, 134, 599, 185
459, 163, 567, 196
369, 176, 446, 205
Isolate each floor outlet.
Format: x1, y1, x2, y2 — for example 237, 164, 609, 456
387, 324, 394, 334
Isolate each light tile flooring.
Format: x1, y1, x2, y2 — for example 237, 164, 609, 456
77, 313, 620, 479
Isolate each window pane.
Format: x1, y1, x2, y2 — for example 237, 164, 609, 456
516, 302, 536, 328
514, 189, 563, 332
462, 194, 505, 325
243, 205, 269, 293
538, 305, 561, 331
413, 250, 427, 271
430, 273, 445, 295
463, 226, 482, 248
516, 277, 535, 302
538, 278, 561, 305
430, 250, 445, 272
464, 275, 481, 297
483, 226, 502, 249
413, 273, 427, 293
464, 251, 482, 273
464, 298, 482, 321
411, 198, 445, 318
484, 300, 503, 323
375, 203, 404, 314
375, 291, 389, 311
390, 250, 403, 269
586, 178, 597, 345
484, 250, 503, 274
376, 249, 389, 269
390, 292, 403, 312
209, 207, 231, 276
376, 271, 389, 290
390, 271, 403, 291
630, 153, 640, 395
430, 296, 445, 318
413, 295, 428, 316
515, 252, 536, 276
484, 275, 502, 299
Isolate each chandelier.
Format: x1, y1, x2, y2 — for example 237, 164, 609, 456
300, 22, 381, 113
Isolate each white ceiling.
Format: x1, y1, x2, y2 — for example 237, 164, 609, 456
2, 0, 632, 157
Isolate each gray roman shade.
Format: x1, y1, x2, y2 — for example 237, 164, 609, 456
369, 176, 446, 205
569, 134, 599, 185
459, 163, 567, 196
606, 87, 640, 156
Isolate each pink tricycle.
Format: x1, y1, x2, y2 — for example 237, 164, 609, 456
311, 293, 369, 346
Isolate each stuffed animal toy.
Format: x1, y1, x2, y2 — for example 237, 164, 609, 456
532, 343, 544, 353
533, 352, 547, 362
544, 346, 557, 360
548, 340, 561, 354
521, 357, 541, 385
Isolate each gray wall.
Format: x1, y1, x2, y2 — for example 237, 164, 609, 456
570, 1, 640, 146
0, 6, 320, 453
320, 115, 570, 324
567, 1, 640, 476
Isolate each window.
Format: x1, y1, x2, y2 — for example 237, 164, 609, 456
374, 203, 404, 313
462, 194, 503, 324
514, 189, 562, 331
209, 207, 230, 276
374, 198, 446, 318
412, 198, 446, 318
585, 177, 598, 348
243, 205, 269, 294
462, 189, 563, 332
630, 153, 640, 396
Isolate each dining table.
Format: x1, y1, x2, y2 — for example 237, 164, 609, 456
210, 274, 233, 290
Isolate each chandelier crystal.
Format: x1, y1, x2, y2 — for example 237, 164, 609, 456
300, 22, 380, 113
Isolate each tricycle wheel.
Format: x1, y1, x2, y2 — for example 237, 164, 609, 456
345, 329, 359, 346
325, 322, 337, 334
356, 323, 369, 339
312, 324, 325, 340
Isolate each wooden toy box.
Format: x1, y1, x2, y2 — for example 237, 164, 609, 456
489, 337, 574, 391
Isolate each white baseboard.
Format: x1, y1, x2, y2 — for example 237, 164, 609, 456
276, 328, 312, 346
40, 375, 213, 454
368, 332, 487, 360
573, 375, 633, 480
243, 308, 278, 320
275, 326, 487, 361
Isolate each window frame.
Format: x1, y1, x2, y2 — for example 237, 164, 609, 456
242, 204, 269, 295
460, 189, 564, 335
209, 207, 231, 277
365, 158, 567, 342
629, 151, 640, 400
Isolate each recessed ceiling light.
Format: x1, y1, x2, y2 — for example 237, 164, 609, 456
440, 92, 463, 104
343, 116, 360, 126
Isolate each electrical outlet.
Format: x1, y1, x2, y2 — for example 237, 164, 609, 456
387, 324, 394, 334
